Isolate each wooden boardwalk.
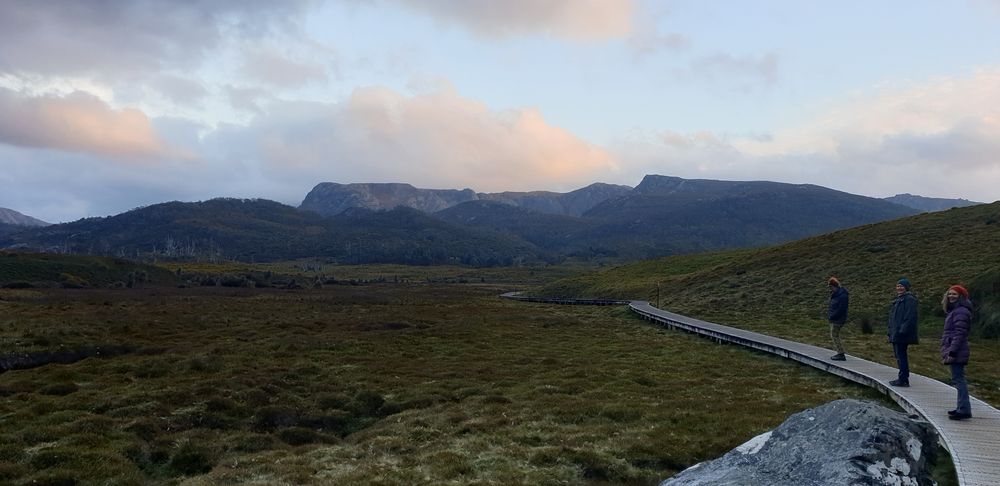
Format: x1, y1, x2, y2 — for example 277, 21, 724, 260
502, 293, 1000, 486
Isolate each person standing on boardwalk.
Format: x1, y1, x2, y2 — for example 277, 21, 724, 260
828, 277, 850, 361
888, 278, 919, 387
941, 285, 973, 420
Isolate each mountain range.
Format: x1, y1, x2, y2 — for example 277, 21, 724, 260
0, 175, 967, 265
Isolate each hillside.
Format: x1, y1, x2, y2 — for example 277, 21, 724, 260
0, 199, 548, 266
478, 182, 633, 217
434, 201, 598, 251
564, 176, 916, 258
0, 223, 26, 238
541, 202, 1000, 328
0, 251, 177, 287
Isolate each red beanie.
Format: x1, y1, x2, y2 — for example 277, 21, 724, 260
948, 285, 969, 299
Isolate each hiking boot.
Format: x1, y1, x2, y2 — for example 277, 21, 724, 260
889, 379, 909, 387
948, 412, 972, 420
830, 353, 846, 361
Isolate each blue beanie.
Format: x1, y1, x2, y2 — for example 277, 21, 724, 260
897, 278, 911, 290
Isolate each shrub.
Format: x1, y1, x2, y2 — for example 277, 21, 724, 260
168, 442, 215, 476
299, 410, 353, 435
253, 406, 298, 430
230, 433, 278, 453
219, 275, 249, 288
277, 427, 321, 446
970, 267, 1000, 339
21, 470, 79, 486
316, 392, 351, 410
123, 418, 163, 441
352, 390, 385, 416
2, 281, 33, 289
39, 383, 79, 396
59, 273, 89, 289
0, 461, 27, 480
857, 315, 875, 334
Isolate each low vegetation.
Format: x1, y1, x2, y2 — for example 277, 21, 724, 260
0, 283, 895, 484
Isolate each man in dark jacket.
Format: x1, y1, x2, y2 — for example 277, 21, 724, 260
888, 278, 919, 387
828, 277, 849, 361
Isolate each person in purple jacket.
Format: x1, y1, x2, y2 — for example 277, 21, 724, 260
941, 284, 973, 420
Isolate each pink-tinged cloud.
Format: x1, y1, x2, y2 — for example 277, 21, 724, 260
230, 85, 618, 192
391, 0, 636, 40
0, 88, 177, 161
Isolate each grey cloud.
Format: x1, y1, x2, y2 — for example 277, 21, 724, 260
0, 1, 316, 79
226, 85, 272, 114
239, 50, 329, 88
870, 120, 1000, 170
629, 32, 689, 59
151, 75, 209, 104
386, 0, 636, 40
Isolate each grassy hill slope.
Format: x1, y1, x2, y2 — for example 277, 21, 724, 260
0, 252, 178, 288
540, 202, 1000, 404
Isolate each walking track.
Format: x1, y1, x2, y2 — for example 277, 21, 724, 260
501, 293, 1000, 486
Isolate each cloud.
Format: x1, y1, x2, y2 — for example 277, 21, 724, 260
151, 75, 209, 104
227, 86, 272, 114
208, 84, 618, 193
240, 50, 329, 88
0, 88, 179, 161
615, 68, 1000, 202
387, 0, 636, 40
629, 32, 689, 59
0, 1, 315, 78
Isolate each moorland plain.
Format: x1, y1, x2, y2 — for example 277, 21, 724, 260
0, 281, 896, 485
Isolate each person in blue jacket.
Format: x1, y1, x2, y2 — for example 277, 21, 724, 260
888, 278, 919, 387
828, 277, 850, 361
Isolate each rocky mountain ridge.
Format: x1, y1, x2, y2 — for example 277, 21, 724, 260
300, 181, 632, 217
883, 193, 982, 212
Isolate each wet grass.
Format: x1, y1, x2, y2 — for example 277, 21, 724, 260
0, 283, 890, 484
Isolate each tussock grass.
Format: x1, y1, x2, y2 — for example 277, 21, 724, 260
0, 284, 889, 484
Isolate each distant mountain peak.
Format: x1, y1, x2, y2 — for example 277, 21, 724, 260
0, 208, 50, 227
883, 194, 982, 212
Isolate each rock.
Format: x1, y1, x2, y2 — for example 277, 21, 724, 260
661, 399, 938, 486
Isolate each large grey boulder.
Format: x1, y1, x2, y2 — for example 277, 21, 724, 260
662, 399, 939, 486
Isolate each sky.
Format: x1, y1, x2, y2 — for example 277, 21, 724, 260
2, 0, 1000, 223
